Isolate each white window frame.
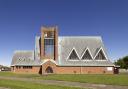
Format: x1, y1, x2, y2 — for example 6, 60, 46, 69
66, 47, 80, 61
81, 47, 93, 61
94, 47, 108, 60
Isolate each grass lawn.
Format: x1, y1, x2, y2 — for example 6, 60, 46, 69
39, 74, 128, 86
0, 72, 128, 86
41, 75, 128, 86
0, 72, 40, 78
0, 79, 84, 89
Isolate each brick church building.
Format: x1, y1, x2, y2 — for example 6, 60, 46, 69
11, 26, 116, 74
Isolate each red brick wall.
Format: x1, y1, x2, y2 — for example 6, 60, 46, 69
56, 66, 113, 74
40, 27, 58, 60
11, 66, 41, 74
42, 61, 57, 74
41, 61, 114, 74
81, 67, 114, 74
11, 63, 114, 74
56, 66, 80, 74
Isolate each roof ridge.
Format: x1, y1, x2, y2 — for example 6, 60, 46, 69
59, 36, 102, 38
14, 50, 34, 53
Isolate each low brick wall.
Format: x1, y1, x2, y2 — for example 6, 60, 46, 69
56, 66, 81, 74
11, 61, 114, 74
41, 61, 114, 74
11, 66, 41, 74
56, 66, 114, 74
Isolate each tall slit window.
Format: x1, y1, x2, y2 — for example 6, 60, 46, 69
44, 39, 54, 57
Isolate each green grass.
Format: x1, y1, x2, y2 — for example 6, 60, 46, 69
0, 72, 128, 86
38, 74, 128, 86
0, 71, 40, 78
0, 79, 84, 89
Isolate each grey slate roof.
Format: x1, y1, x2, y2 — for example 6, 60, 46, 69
57, 36, 114, 66
11, 51, 41, 66
0, 65, 2, 68
35, 36, 41, 60
11, 36, 114, 67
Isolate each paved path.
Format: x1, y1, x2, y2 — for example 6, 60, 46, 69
0, 76, 128, 89
0, 87, 10, 89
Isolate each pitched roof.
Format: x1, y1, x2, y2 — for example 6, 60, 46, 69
0, 65, 2, 68
11, 51, 41, 66
57, 36, 114, 66
11, 36, 114, 67
81, 47, 93, 59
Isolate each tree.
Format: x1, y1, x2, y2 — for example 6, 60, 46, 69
114, 56, 128, 70
123, 56, 128, 69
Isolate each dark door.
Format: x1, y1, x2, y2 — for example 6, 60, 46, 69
114, 67, 119, 74
45, 66, 53, 73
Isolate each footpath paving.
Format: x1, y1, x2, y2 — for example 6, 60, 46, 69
0, 76, 128, 89
0, 87, 10, 89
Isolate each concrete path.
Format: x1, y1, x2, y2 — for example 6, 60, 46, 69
0, 76, 128, 89
0, 87, 10, 89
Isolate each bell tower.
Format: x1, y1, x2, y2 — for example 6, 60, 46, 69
40, 26, 58, 60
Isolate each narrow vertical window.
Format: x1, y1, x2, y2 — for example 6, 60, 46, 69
44, 39, 54, 57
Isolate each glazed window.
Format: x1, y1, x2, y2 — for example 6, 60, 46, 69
44, 39, 54, 57
68, 49, 79, 60
16, 66, 21, 69
81, 49, 92, 60
44, 39, 54, 45
95, 49, 107, 60
23, 66, 32, 69
44, 31, 54, 38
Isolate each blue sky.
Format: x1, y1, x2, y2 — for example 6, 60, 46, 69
0, 0, 128, 66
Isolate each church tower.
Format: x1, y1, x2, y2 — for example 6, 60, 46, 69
40, 26, 58, 60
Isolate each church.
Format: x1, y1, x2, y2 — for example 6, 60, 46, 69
11, 26, 117, 74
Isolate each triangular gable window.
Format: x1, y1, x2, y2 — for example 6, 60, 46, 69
81, 49, 92, 60
95, 49, 106, 60
69, 49, 79, 60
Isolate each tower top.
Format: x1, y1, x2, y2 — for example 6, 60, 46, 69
40, 26, 58, 60
41, 26, 58, 32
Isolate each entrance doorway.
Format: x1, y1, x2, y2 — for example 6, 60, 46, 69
45, 66, 53, 73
